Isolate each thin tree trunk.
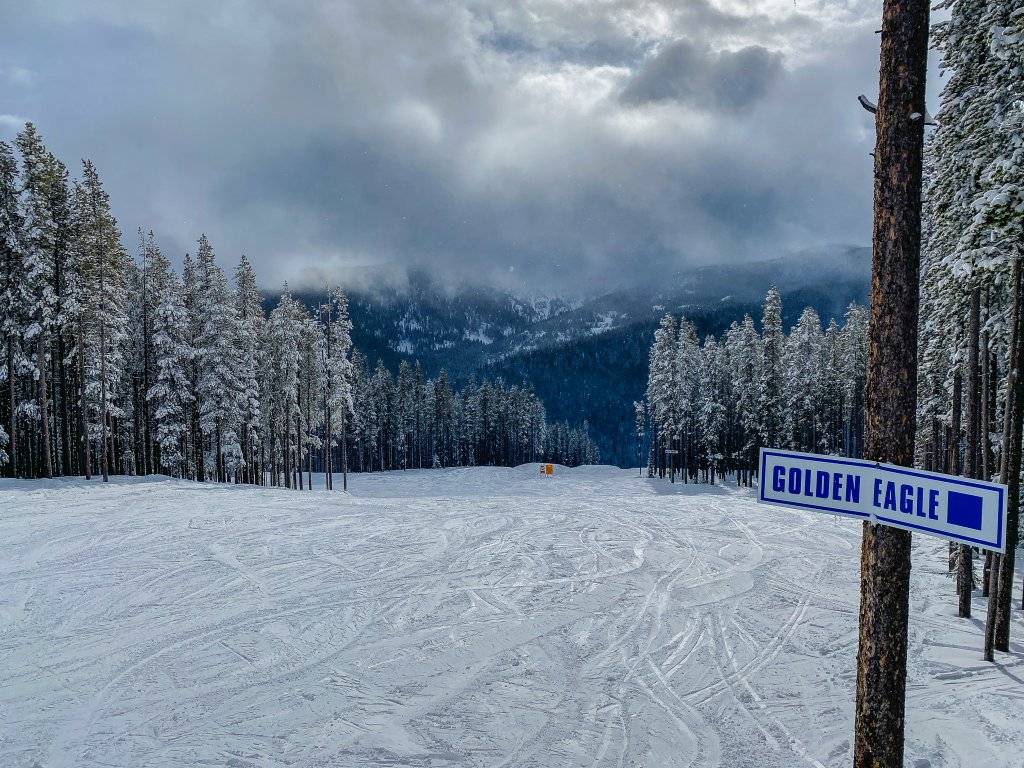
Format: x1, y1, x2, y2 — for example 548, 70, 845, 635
949, 370, 962, 571
36, 340, 52, 478
57, 332, 71, 476
142, 289, 153, 476
99, 316, 110, 483
987, 259, 1024, 653
342, 413, 348, 492
283, 415, 291, 489
959, 287, 981, 618
853, 0, 929, 762
325, 405, 332, 491
216, 419, 222, 483
7, 341, 16, 478
981, 302, 991, 480
77, 320, 91, 480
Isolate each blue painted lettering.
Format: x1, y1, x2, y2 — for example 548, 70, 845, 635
846, 475, 861, 503
773, 466, 786, 492
788, 467, 801, 494
883, 482, 897, 511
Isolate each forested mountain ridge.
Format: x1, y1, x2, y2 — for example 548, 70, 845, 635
281, 245, 870, 466
284, 245, 869, 382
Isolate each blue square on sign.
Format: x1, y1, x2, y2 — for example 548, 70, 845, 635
947, 491, 983, 531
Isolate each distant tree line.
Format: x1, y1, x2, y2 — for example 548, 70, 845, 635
0, 123, 598, 484
345, 357, 598, 474
641, 286, 868, 483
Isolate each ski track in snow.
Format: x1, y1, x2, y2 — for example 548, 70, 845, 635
1, 465, 1023, 767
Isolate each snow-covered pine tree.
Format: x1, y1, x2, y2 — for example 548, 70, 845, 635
725, 314, 762, 484
77, 159, 129, 482
327, 287, 354, 489
0, 140, 26, 477
675, 318, 700, 482
841, 303, 869, 457
633, 399, 645, 474
698, 335, 728, 482
293, 311, 323, 490
396, 360, 414, 469
347, 349, 371, 471
646, 314, 677, 478
147, 243, 193, 476
266, 289, 303, 488
819, 318, 845, 455
16, 123, 71, 478
372, 360, 395, 470
234, 255, 264, 484
783, 307, 824, 452
192, 235, 243, 483
758, 286, 784, 453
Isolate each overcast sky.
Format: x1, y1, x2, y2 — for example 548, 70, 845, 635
0, 0, 942, 295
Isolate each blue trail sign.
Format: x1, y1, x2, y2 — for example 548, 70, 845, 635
758, 448, 1008, 552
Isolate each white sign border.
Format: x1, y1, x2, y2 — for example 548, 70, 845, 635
758, 447, 1007, 552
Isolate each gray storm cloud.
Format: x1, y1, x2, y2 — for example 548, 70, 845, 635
620, 40, 784, 112
0, 0, 928, 294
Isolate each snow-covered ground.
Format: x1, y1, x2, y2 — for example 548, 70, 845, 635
1, 465, 1022, 767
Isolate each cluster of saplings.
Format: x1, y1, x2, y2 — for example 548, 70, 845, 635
0, 123, 599, 485
639, 286, 868, 485
917, 0, 1024, 659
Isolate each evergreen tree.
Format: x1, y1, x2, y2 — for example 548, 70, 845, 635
0, 140, 26, 476
147, 246, 193, 475
234, 255, 264, 483
78, 159, 129, 482
759, 286, 784, 450
193, 235, 242, 482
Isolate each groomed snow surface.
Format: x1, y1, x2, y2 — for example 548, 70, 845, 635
2, 466, 1023, 767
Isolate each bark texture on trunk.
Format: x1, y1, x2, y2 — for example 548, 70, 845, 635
960, 287, 982, 618
853, 0, 930, 764
36, 340, 52, 478
987, 260, 1024, 654
949, 370, 963, 571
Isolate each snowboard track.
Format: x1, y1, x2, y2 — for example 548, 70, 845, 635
1, 466, 1022, 767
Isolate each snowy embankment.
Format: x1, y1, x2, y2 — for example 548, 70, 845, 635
1, 466, 1022, 767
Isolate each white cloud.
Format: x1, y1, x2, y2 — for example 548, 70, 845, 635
0, 114, 28, 137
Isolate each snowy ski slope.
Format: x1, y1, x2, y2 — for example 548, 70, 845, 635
1, 465, 1023, 767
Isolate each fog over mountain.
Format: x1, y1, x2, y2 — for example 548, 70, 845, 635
0, 1, 939, 294
282, 244, 870, 464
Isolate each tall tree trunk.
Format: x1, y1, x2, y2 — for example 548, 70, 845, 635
36, 340, 52, 478
305, 378, 312, 490
132, 376, 142, 474
99, 317, 110, 483
193, 408, 203, 482
949, 370, 963, 570
57, 332, 71, 476
77, 320, 91, 479
216, 418, 223, 483
325, 405, 332, 491
853, 0, 929, 763
7, 340, 16, 478
142, 299, 152, 476
986, 259, 1024, 654
341, 412, 348, 492
283, 415, 291, 489
959, 287, 981, 618
981, 303, 992, 479
981, 315, 993, 621
50, 338, 61, 473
